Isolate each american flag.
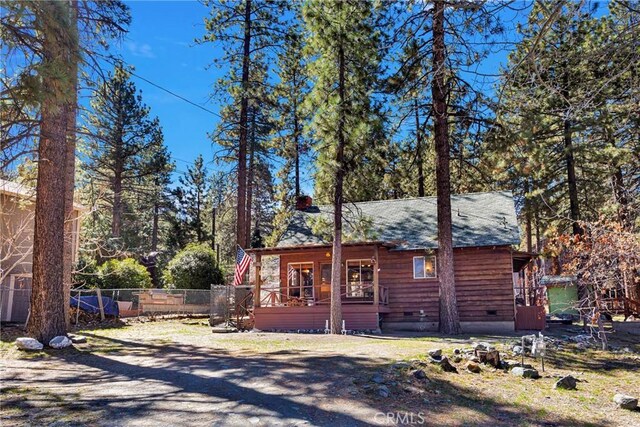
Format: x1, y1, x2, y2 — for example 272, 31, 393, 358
287, 265, 296, 283
233, 246, 252, 286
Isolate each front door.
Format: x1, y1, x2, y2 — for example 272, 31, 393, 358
320, 264, 332, 302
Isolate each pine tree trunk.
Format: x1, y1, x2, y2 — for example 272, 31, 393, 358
28, 1, 72, 343
330, 40, 346, 335
111, 158, 123, 238
245, 110, 255, 245
211, 206, 216, 251
236, 0, 252, 249
606, 128, 629, 228
432, 0, 460, 335
564, 117, 582, 236
294, 88, 301, 198
414, 98, 425, 197
561, 71, 581, 236
524, 179, 532, 253
62, 0, 79, 328
151, 200, 159, 252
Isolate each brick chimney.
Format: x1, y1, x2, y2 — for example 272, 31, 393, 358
295, 195, 313, 211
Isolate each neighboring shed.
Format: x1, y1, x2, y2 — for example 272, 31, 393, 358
540, 275, 579, 318
0, 179, 83, 323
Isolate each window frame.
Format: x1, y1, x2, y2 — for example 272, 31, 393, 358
286, 262, 315, 300
413, 256, 437, 279
345, 259, 374, 298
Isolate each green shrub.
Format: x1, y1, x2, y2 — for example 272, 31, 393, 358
162, 243, 224, 289
97, 258, 152, 289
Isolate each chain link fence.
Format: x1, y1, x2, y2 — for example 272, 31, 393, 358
1, 279, 252, 328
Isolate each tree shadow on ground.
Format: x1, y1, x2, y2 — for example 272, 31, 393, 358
6, 333, 609, 426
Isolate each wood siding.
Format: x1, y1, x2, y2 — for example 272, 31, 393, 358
379, 246, 515, 323
254, 305, 379, 330
252, 244, 515, 329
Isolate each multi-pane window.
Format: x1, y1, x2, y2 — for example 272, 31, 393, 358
413, 256, 437, 279
287, 263, 314, 300
346, 260, 374, 298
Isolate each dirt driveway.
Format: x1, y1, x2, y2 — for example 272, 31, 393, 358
1, 321, 639, 426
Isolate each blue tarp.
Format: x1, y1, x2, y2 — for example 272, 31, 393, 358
70, 295, 119, 317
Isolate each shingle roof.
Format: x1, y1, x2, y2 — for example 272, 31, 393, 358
278, 191, 521, 250
0, 179, 86, 211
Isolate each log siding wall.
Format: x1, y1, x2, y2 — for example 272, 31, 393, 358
255, 244, 515, 328
379, 246, 515, 323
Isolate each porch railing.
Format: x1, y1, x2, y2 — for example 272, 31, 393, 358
258, 283, 388, 308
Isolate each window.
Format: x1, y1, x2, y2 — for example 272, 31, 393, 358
413, 256, 437, 279
346, 260, 374, 298
287, 263, 314, 300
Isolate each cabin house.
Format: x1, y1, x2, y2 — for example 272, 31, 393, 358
247, 191, 532, 333
0, 179, 83, 323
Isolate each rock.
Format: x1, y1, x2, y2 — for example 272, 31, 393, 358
469, 356, 480, 363
428, 348, 442, 358
413, 369, 427, 380
613, 394, 638, 410
249, 417, 260, 425
371, 373, 385, 384
478, 349, 501, 368
466, 362, 481, 373
554, 375, 577, 390
69, 335, 87, 344
15, 337, 43, 351
511, 367, 540, 379
501, 359, 520, 370
453, 348, 461, 355
451, 356, 462, 363
377, 385, 390, 398
474, 342, 495, 351
436, 356, 458, 373
49, 336, 72, 349
512, 345, 523, 355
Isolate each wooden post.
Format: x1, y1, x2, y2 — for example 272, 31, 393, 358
373, 245, 379, 305
96, 288, 105, 321
254, 253, 261, 308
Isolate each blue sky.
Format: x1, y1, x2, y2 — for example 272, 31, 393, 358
118, 0, 223, 178
115, 1, 529, 178
113, 1, 551, 190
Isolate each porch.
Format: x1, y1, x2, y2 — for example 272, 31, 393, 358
249, 243, 390, 331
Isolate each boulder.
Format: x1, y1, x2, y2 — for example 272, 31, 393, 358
613, 394, 638, 410
511, 367, 540, 379
554, 375, 577, 390
466, 362, 481, 373
428, 348, 442, 358
49, 336, 72, 349
15, 337, 43, 351
413, 369, 427, 380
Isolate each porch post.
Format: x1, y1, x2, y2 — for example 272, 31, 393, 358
373, 245, 379, 305
254, 253, 261, 308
